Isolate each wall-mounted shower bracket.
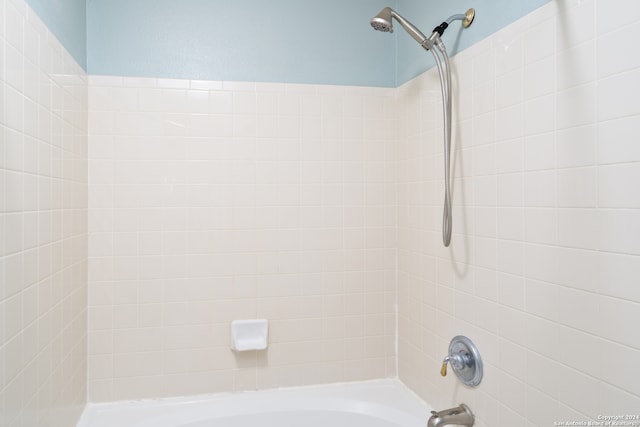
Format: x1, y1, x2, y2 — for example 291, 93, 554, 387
440, 335, 483, 387
463, 9, 475, 28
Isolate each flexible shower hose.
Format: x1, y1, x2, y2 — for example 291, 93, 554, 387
430, 35, 453, 247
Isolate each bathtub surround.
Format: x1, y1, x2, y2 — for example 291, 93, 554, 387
3, 0, 640, 425
397, 1, 640, 425
86, 1, 640, 416
0, 0, 89, 425
86, 77, 398, 401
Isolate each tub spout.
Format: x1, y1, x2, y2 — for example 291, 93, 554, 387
427, 404, 474, 427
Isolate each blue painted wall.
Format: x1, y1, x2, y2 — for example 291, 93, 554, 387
87, 0, 396, 87
395, 0, 551, 85
24, 0, 551, 86
25, 0, 86, 68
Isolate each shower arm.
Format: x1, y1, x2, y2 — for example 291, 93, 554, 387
431, 9, 475, 38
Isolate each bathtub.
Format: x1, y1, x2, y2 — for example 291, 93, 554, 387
77, 379, 430, 427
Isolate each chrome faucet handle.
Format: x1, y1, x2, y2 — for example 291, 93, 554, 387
440, 352, 467, 376
439, 336, 483, 387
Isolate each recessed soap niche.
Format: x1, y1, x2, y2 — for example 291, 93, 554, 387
230, 319, 269, 352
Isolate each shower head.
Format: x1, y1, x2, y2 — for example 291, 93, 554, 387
371, 7, 393, 32
370, 7, 433, 50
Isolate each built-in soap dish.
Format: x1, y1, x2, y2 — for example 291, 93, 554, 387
230, 319, 268, 351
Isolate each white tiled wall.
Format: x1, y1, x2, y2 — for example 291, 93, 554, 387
87, 77, 397, 401
397, 1, 640, 425
6, 0, 640, 421
0, 0, 88, 425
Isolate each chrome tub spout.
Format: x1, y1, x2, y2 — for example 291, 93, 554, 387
427, 404, 474, 427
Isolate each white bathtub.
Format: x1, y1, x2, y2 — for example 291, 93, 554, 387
77, 379, 431, 427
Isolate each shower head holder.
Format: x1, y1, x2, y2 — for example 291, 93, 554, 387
433, 8, 476, 36
463, 8, 475, 28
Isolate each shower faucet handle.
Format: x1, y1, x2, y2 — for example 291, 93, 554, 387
440, 352, 468, 377
439, 336, 483, 387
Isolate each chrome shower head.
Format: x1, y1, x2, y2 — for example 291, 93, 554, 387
371, 7, 393, 32
370, 7, 432, 49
